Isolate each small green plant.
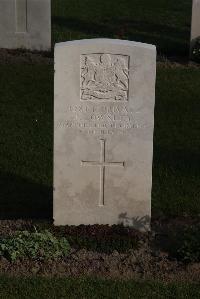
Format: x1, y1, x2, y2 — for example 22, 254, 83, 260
0, 229, 70, 262
192, 37, 200, 63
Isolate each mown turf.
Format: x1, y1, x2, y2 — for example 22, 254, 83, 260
0, 276, 200, 299
0, 64, 199, 219
52, 0, 192, 57
0, 64, 53, 218
153, 65, 200, 217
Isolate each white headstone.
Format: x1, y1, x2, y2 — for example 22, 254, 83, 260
0, 0, 51, 51
190, 0, 200, 56
54, 39, 156, 231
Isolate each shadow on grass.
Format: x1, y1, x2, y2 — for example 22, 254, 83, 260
0, 171, 52, 219
52, 16, 190, 56
118, 213, 150, 232
153, 145, 200, 172
152, 144, 200, 217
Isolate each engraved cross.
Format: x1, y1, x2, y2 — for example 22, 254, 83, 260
81, 139, 125, 206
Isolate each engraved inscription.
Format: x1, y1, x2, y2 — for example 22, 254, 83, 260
80, 54, 129, 101
81, 139, 125, 206
15, 0, 27, 33
56, 104, 146, 135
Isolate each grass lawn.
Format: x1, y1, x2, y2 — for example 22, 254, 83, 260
153, 65, 200, 217
0, 276, 200, 299
0, 64, 53, 219
0, 63, 199, 219
52, 0, 192, 57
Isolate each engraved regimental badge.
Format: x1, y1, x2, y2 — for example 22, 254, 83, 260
80, 53, 129, 101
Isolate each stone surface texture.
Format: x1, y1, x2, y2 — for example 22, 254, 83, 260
0, 0, 51, 51
190, 0, 200, 54
54, 39, 156, 231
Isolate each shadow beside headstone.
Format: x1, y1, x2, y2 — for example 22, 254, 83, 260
0, 171, 52, 219
118, 212, 151, 232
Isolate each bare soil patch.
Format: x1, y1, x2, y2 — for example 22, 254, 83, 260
0, 219, 200, 282
0, 48, 53, 65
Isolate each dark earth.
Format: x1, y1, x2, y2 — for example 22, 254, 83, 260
0, 48, 53, 65
0, 218, 200, 282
